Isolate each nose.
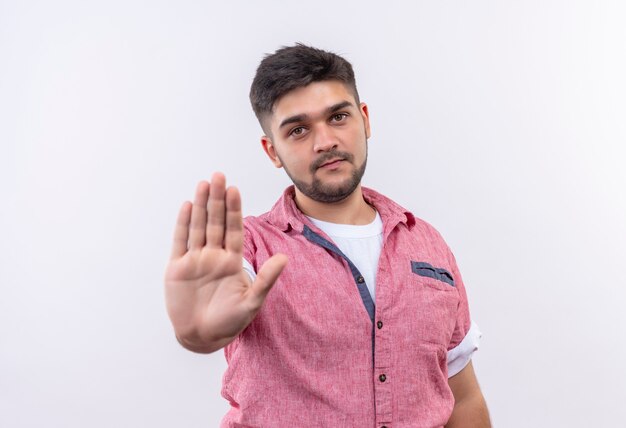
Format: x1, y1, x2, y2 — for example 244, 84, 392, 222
312, 125, 338, 153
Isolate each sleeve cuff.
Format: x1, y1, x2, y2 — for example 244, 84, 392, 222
243, 257, 256, 281
447, 321, 482, 377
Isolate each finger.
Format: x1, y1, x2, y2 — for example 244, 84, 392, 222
248, 254, 288, 308
170, 201, 192, 259
224, 186, 243, 254
189, 181, 210, 249
206, 172, 226, 248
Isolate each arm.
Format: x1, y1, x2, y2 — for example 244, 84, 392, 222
164, 172, 287, 353
445, 361, 491, 428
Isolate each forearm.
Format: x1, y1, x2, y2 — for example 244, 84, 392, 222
445, 392, 491, 428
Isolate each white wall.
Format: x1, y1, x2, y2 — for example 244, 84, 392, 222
2, 1, 625, 426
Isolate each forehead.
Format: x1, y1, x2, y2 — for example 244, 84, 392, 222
271, 80, 356, 122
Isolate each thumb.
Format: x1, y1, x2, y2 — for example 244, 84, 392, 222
249, 253, 288, 306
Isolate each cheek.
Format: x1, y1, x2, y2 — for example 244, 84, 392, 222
281, 151, 310, 174
292, 157, 311, 173
348, 129, 367, 154
346, 126, 366, 141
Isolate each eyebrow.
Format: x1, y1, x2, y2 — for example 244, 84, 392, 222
278, 100, 354, 129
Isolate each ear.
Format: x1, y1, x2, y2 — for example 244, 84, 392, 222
359, 102, 372, 139
261, 136, 283, 168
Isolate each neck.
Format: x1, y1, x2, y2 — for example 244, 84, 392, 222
293, 184, 376, 225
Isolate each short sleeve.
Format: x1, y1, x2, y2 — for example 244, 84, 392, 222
447, 321, 482, 377
443, 243, 483, 376
445, 245, 472, 351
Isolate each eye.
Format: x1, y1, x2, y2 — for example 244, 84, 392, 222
331, 113, 348, 123
289, 126, 306, 137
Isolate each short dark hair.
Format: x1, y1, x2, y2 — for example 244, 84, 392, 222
250, 43, 360, 134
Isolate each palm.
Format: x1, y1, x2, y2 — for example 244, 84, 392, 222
167, 247, 243, 290
164, 173, 287, 348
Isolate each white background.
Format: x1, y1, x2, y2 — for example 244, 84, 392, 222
2, 1, 625, 427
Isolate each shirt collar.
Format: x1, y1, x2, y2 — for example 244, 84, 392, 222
265, 185, 416, 233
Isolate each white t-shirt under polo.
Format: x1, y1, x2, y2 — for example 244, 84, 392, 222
305, 211, 383, 301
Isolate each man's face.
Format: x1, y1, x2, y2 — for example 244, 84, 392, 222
261, 80, 371, 203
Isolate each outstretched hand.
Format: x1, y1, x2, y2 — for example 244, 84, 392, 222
164, 172, 287, 352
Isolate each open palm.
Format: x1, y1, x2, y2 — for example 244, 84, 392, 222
164, 173, 287, 352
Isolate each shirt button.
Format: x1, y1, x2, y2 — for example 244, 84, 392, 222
377, 321, 383, 329
356, 275, 365, 283
379, 374, 386, 382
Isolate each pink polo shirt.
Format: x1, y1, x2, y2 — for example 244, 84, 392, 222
220, 186, 472, 428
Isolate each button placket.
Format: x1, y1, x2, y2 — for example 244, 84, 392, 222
374, 243, 392, 425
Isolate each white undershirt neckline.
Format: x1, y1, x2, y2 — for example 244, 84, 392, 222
305, 211, 383, 238
306, 211, 383, 301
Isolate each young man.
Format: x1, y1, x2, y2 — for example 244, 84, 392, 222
165, 44, 490, 427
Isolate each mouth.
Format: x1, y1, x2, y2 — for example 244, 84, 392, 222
318, 158, 345, 169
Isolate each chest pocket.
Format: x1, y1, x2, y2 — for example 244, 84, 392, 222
407, 260, 459, 347
411, 261, 455, 289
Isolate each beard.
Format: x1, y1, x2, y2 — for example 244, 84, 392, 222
279, 143, 368, 204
